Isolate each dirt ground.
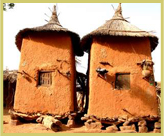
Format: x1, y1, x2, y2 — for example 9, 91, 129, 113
3, 109, 155, 133
3, 114, 122, 133
3, 115, 85, 133
3, 109, 110, 133
3, 110, 85, 133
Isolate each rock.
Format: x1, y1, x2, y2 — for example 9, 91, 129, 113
9, 119, 21, 126
90, 115, 100, 122
86, 119, 93, 123
139, 126, 148, 133
154, 129, 161, 133
3, 121, 8, 124
106, 125, 118, 132
85, 122, 102, 130
36, 116, 43, 123
51, 124, 62, 132
123, 120, 130, 126
154, 122, 161, 129
42, 116, 62, 132
67, 119, 75, 128
81, 116, 88, 121
43, 119, 54, 129
9, 109, 19, 120
150, 115, 158, 120
70, 113, 77, 116
158, 119, 161, 123
84, 114, 89, 117
118, 118, 126, 122
138, 120, 147, 126
54, 115, 62, 119
52, 119, 62, 126
37, 113, 41, 116
68, 115, 75, 120
120, 124, 136, 131
128, 117, 139, 122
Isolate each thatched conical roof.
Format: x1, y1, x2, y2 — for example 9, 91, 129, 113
15, 5, 83, 56
81, 3, 158, 52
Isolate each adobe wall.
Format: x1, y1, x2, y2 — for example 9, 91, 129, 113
88, 36, 158, 118
14, 32, 76, 115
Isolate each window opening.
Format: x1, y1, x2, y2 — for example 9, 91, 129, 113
115, 73, 130, 90
38, 71, 52, 86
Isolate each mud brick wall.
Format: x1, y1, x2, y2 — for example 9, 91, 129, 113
14, 32, 76, 115
88, 36, 158, 118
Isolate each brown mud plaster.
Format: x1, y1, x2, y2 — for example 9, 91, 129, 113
80, 3, 158, 119
13, 5, 83, 118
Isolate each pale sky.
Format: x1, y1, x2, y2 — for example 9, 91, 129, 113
3, 3, 161, 81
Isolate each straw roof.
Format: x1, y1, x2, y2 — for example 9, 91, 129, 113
15, 5, 83, 56
81, 3, 158, 52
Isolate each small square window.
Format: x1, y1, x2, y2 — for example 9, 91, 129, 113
115, 73, 130, 90
38, 71, 52, 86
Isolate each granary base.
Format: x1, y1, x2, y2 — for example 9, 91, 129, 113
9, 109, 77, 131
81, 114, 160, 133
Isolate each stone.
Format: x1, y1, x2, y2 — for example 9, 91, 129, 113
138, 120, 147, 126
70, 113, 77, 116
123, 120, 130, 126
9, 110, 19, 120
36, 116, 43, 123
85, 122, 102, 130
139, 126, 148, 133
81, 116, 88, 121
86, 119, 93, 123
52, 119, 62, 126
84, 114, 89, 117
3, 121, 8, 124
66, 119, 75, 128
154, 129, 161, 133
150, 115, 158, 119
154, 122, 161, 129
128, 117, 139, 123
51, 125, 62, 132
120, 124, 136, 131
37, 113, 41, 116
42, 116, 62, 132
54, 115, 62, 119
90, 115, 100, 122
69, 115, 76, 120
106, 125, 118, 132
9, 119, 21, 126
158, 119, 161, 123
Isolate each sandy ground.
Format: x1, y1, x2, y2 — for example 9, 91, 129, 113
3, 114, 119, 133
3, 109, 104, 133
3, 114, 86, 133
3, 109, 155, 133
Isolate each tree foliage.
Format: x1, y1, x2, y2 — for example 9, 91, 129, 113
3, 3, 15, 11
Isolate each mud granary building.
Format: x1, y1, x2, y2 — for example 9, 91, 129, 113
13, 5, 83, 120
81, 3, 160, 129
8, 3, 161, 132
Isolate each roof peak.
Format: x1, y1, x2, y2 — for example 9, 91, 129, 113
112, 3, 124, 20
48, 5, 61, 26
